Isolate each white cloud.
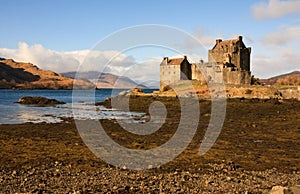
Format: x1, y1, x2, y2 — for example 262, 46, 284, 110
252, 0, 300, 20
252, 51, 300, 78
79, 50, 137, 74
262, 25, 300, 46
252, 44, 300, 78
0, 42, 162, 84
192, 28, 216, 47
250, 24, 300, 78
0, 42, 138, 73
0, 42, 81, 72
122, 57, 161, 83
182, 28, 216, 51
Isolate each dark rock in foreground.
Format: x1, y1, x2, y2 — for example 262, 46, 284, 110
17, 96, 65, 105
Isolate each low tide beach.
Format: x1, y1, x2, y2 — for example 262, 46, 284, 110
0, 96, 299, 193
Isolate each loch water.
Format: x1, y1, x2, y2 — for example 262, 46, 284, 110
0, 89, 157, 124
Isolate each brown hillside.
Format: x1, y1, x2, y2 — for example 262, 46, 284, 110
95, 73, 141, 88
260, 71, 300, 86
0, 58, 95, 89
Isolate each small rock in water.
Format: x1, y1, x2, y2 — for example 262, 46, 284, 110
17, 96, 65, 105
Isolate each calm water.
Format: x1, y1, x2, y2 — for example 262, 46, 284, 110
0, 89, 157, 124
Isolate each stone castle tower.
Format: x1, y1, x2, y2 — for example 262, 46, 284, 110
208, 36, 251, 72
160, 56, 192, 89
160, 36, 251, 91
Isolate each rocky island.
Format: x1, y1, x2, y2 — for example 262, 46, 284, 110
17, 96, 65, 105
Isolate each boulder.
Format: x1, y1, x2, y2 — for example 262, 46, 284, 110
117, 88, 143, 97
17, 96, 65, 105
131, 87, 143, 93
269, 185, 300, 194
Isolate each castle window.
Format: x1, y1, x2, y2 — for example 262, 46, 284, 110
215, 66, 221, 72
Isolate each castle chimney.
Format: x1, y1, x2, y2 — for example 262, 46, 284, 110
163, 57, 168, 64
238, 36, 242, 41
216, 39, 222, 44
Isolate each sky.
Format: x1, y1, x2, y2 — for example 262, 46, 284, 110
0, 0, 300, 83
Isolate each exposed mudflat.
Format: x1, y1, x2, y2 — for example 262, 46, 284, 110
0, 97, 299, 193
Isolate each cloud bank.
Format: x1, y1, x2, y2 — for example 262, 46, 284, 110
252, 0, 300, 20
1, 36, 298, 82
0, 42, 161, 84
251, 24, 300, 78
0, 42, 83, 72
262, 25, 300, 46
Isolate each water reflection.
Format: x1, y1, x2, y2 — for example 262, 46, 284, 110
1, 103, 146, 124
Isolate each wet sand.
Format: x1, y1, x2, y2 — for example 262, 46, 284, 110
0, 97, 299, 193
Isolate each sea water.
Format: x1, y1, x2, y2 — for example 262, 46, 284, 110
0, 89, 157, 124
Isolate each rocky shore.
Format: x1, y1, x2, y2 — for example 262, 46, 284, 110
1, 161, 299, 193
0, 97, 299, 193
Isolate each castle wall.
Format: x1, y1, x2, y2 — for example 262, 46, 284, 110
192, 63, 223, 84
160, 64, 181, 87
161, 63, 251, 90
160, 57, 192, 91
160, 36, 252, 90
191, 64, 204, 81
191, 64, 251, 85
208, 48, 242, 69
222, 69, 251, 85
208, 37, 251, 72
180, 59, 192, 80
240, 48, 251, 71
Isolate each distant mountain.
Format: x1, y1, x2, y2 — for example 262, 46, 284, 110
138, 80, 160, 89
0, 58, 95, 89
260, 71, 300, 86
62, 71, 148, 89
62, 71, 101, 80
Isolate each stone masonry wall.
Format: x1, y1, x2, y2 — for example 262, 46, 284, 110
191, 63, 251, 85
222, 69, 251, 85
160, 64, 181, 87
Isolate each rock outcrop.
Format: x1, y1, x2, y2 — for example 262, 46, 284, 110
17, 96, 65, 105
269, 185, 300, 194
0, 58, 95, 89
157, 80, 300, 100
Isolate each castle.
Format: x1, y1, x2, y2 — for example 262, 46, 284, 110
160, 36, 251, 91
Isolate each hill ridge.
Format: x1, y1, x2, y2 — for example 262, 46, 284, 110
260, 71, 300, 86
0, 58, 95, 89
62, 71, 147, 89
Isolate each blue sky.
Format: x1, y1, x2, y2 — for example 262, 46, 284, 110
0, 0, 300, 81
